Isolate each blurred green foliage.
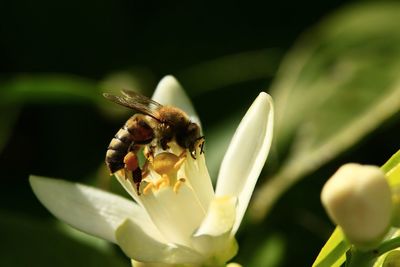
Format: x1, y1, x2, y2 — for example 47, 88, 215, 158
2, 1, 400, 267
0, 212, 127, 267
251, 1, 400, 221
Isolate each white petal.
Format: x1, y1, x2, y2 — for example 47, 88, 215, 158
115, 150, 213, 246
194, 196, 236, 237
191, 196, 237, 263
30, 175, 163, 243
151, 75, 201, 127
139, 185, 206, 247
215, 92, 274, 233
192, 235, 238, 265
116, 219, 203, 264
114, 171, 143, 205
183, 149, 214, 212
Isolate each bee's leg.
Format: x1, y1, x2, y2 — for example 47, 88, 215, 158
156, 174, 170, 189
159, 125, 173, 150
143, 145, 155, 164
141, 160, 150, 178
124, 151, 142, 195
194, 136, 205, 154
173, 178, 186, 194
131, 168, 142, 195
160, 137, 171, 151
189, 136, 205, 159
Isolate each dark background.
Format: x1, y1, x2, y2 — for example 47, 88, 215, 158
2, 1, 399, 266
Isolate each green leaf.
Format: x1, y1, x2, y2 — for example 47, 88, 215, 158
312, 228, 349, 267
0, 74, 99, 104
0, 74, 101, 154
312, 148, 400, 267
0, 72, 153, 153
0, 71, 156, 118
251, 2, 400, 220
382, 149, 400, 186
0, 211, 128, 267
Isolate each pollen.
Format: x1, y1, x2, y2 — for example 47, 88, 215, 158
153, 152, 186, 174
123, 152, 139, 171
142, 150, 187, 195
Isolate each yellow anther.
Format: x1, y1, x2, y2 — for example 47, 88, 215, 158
139, 150, 187, 194
155, 174, 170, 189
173, 178, 186, 194
143, 183, 154, 195
173, 152, 187, 171
117, 169, 126, 179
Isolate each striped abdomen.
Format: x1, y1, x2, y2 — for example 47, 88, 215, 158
105, 115, 154, 174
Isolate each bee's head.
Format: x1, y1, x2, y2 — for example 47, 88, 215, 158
176, 122, 201, 153
186, 122, 201, 142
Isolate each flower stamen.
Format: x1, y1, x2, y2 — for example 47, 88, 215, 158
173, 178, 186, 194
141, 149, 188, 194
155, 174, 170, 189
142, 182, 154, 195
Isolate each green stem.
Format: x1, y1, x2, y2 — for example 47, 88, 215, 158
376, 236, 400, 256
346, 237, 400, 267
346, 247, 375, 267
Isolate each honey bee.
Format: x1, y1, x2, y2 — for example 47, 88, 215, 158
104, 90, 204, 194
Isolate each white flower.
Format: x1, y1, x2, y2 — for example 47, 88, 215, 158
321, 163, 392, 250
30, 76, 274, 266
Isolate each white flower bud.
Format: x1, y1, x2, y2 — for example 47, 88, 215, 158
321, 163, 392, 250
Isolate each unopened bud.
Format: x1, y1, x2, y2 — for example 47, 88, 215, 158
321, 163, 392, 250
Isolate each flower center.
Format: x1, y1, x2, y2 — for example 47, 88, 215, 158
114, 138, 214, 247
142, 149, 187, 194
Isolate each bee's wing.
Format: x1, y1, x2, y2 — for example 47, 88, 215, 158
120, 90, 162, 107
103, 90, 162, 120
